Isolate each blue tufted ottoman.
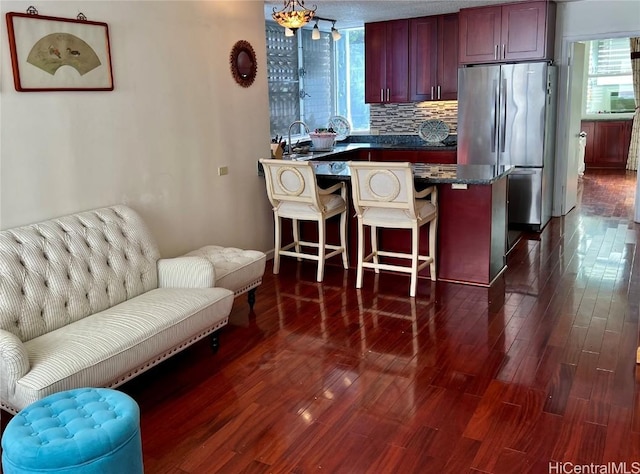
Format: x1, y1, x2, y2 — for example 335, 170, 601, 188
1, 388, 143, 474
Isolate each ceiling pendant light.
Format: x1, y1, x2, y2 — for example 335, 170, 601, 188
272, 0, 317, 32
331, 21, 341, 41
311, 20, 320, 40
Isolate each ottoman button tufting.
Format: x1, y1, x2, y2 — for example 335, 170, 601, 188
185, 245, 266, 309
1, 388, 143, 474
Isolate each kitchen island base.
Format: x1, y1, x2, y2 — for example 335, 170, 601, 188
437, 178, 507, 287
258, 152, 511, 289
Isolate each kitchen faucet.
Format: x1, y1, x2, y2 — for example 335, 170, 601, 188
287, 120, 310, 155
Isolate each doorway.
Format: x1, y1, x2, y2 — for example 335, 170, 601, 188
554, 33, 637, 220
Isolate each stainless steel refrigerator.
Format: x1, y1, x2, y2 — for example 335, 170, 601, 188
457, 62, 557, 231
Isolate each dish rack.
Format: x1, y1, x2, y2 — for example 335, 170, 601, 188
309, 132, 336, 151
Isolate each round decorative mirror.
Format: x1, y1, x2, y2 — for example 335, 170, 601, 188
230, 40, 257, 88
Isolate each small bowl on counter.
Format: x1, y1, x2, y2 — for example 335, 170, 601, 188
309, 132, 337, 152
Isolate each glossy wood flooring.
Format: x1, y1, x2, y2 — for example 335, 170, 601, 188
2, 171, 639, 473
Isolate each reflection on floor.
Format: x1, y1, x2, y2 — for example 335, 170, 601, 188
2, 171, 639, 473
580, 169, 637, 219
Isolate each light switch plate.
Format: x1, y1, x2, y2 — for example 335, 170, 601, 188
218, 166, 229, 176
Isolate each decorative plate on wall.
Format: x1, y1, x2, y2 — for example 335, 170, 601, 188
328, 116, 351, 141
418, 119, 449, 145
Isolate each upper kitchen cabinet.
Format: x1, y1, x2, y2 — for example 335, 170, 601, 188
410, 14, 459, 101
365, 19, 410, 104
458, 1, 556, 65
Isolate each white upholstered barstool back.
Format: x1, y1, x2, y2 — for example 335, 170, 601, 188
348, 161, 438, 297
261, 159, 322, 211
260, 159, 348, 282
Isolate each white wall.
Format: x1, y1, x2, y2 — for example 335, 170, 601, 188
0, 1, 274, 257
556, 0, 640, 39
553, 0, 640, 216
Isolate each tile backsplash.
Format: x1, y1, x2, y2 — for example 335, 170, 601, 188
370, 101, 458, 136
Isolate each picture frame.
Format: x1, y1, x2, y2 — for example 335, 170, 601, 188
229, 40, 257, 88
5, 12, 114, 91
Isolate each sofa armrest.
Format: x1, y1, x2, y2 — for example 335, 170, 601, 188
157, 256, 216, 288
0, 329, 30, 400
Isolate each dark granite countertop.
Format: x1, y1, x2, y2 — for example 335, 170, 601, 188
345, 134, 458, 148
261, 137, 510, 185
309, 161, 512, 185
288, 141, 457, 162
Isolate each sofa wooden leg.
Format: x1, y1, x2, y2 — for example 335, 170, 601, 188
210, 332, 220, 353
247, 288, 257, 309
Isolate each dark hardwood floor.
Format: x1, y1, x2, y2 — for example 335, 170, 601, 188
2, 170, 639, 473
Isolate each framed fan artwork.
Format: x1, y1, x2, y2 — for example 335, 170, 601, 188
6, 12, 114, 91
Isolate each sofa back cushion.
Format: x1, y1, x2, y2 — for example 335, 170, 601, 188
0, 205, 160, 342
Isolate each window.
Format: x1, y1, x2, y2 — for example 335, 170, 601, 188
335, 28, 369, 132
266, 23, 369, 139
585, 38, 634, 114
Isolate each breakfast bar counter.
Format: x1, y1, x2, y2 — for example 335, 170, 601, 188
260, 148, 512, 287
310, 160, 510, 286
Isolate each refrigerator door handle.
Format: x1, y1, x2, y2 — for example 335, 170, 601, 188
500, 78, 508, 153
510, 169, 538, 175
491, 78, 499, 153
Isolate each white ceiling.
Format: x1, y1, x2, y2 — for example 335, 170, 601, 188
264, 0, 572, 29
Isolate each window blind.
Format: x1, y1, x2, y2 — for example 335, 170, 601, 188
266, 23, 300, 137
265, 23, 333, 138
585, 38, 634, 114
588, 38, 632, 76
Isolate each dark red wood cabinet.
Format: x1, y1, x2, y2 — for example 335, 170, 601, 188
425, 150, 457, 164
410, 14, 459, 101
581, 120, 633, 169
378, 149, 457, 164
366, 14, 458, 104
364, 19, 410, 104
581, 120, 596, 166
458, 1, 556, 65
356, 149, 456, 164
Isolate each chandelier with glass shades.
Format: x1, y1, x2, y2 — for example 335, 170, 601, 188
272, 0, 317, 32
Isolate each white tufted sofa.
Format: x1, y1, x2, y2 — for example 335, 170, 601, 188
0, 205, 234, 414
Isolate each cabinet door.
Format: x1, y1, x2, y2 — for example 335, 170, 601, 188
410, 16, 438, 101
360, 149, 382, 161
365, 22, 387, 104
437, 14, 459, 100
378, 149, 457, 164
458, 5, 501, 64
380, 150, 421, 163
501, 1, 552, 61
365, 20, 409, 103
386, 19, 410, 103
593, 121, 628, 169
423, 150, 457, 164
